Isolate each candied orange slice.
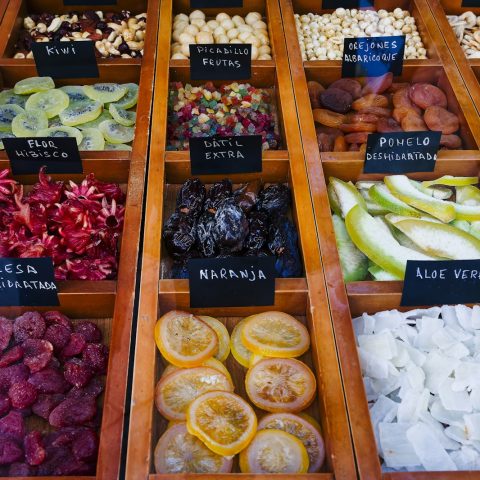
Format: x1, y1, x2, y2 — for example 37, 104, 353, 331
230, 318, 252, 368
258, 412, 325, 472
245, 358, 316, 412
155, 366, 233, 421
186, 391, 257, 456
161, 357, 233, 386
241, 311, 310, 358
154, 310, 218, 367
198, 315, 230, 362
154, 423, 233, 474
239, 429, 309, 473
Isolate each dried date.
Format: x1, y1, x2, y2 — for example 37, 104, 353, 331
320, 88, 353, 114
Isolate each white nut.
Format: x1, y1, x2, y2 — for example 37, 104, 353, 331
23, 17, 35, 30
127, 40, 144, 51
189, 10, 205, 21
36, 22, 47, 33
47, 17, 62, 33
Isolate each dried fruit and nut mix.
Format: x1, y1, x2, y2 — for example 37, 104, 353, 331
295, 8, 427, 61
162, 178, 302, 278
308, 73, 463, 152
153, 310, 325, 474
171, 10, 272, 60
0, 168, 125, 281
14, 10, 147, 59
0, 311, 108, 475
168, 82, 280, 151
448, 11, 480, 59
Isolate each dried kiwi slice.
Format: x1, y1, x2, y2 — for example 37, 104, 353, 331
83, 83, 127, 103
77, 110, 112, 130
79, 128, 105, 151
0, 132, 15, 150
12, 109, 48, 137
0, 104, 24, 132
99, 120, 134, 144
49, 116, 63, 128
60, 85, 90, 104
25, 89, 70, 119
109, 104, 136, 126
59, 101, 102, 127
112, 83, 138, 109
14, 76, 55, 95
37, 126, 83, 145
0, 89, 27, 108
105, 143, 132, 151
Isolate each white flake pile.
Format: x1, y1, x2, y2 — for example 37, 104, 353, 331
354, 304, 480, 471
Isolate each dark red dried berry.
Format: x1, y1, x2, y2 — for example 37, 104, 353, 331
28, 367, 70, 394
61, 333, 87, 358
49, 397, 97, 428
32, 393, 65, 420
0, 345, 23, 367
43, 311, 72, 330
67, 377, 104, 400
13, 312, 46, 343
0, 411, 25, 442
0, 317, 13, 352
37, 445, 70, 475
82, 343, 108, 373
43, 324, 71, 352
74, 321, 102, 343
0, 438, 23, 465
8, 381, 37, 409
64, 359, 94, 388
8, 462, 37, 476
0, 395, 10, 416
22, 339, 53, 373
0, 364, 29, 393
24, 431, 46, 466
72, 428, 98, 462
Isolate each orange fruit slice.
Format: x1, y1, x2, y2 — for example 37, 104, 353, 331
154, 310, 218, 367
155, 366, 233, 421
198, 315, 230, 362
186, 391, 257, 457
258, 412, 325, 472
161, 357, 233, 386
239, 429, 309, 473
154, 423, 233, 474
248, 352, 265, 367
241, 311, 310, 358
245, 357, 316, 412
230, 318, 252, 368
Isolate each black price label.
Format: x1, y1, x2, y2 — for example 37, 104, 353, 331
190, 44, 251, 81
461, 0, 480, 6
189, 135, 262, 175
4, 137, 83, 176
323, 0, 373, 7
64, 0, 115, 5
342, 36, 405, 78
31, 41, 99, 79
364, 131, 441, 174
0, 258, 59, 307
191, 0, 243, 7
188, 256, 276, 308
401, 260, 480, 306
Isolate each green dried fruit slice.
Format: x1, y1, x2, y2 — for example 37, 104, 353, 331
111, 83, 138, 109
368, 264, 402, 281
422, 175, 478, 188
49, 116, 63, 128
109, 104, 136, 126
14, 76, 55, 95
26, 89, 70, 119
0, 89, 27, 108
99, 120, 134, 144
79, 128, 105, 151
105, 143, 132, 151
83, 83, 127, 103
0, 104, 24, 132
369, 184, 421, 217
59, 85, 91, 104
359, 189, 389, 216
0, 132, 15, 150
77, 110, 112, 130
330, 177, 367, 218
456, 185, 480, 206
59, 101, 103, 127
12, 109, 48, 137
37, 126, 83, 145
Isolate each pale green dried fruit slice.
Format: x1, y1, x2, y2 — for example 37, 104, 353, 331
330, 177, 367, 218
12, 109, 48, 137
109, 104, 136, 126
449, 202, 480, 222
456, 185, 480, 206
0, 132, 15, 150
369, 184, 422, 217
359, 189, 389, 216
327, 182, 341, 216
14, 76, 55, 95
368, 264, 402, 281
83, 83, 127, 103
37, 126, 83, 145
111, 83, 138, 109
49, 116, 63, 128
105, 142, 132, 151
412, 181, 452, 200
422, 175, 478, 188
77, 110, 112, 130
0, 89, 27, 108
59, 101, 102, 127
0, 104, 24, 132
59, 85, 91, 104
355, 180, 382, 191
79, 128, 105, 151
99, 120, 134, 144
26, 89, 70, 119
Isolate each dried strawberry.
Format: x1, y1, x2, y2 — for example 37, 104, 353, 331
43, 311, 72, 330
49, 397, 97, 428
43, 324, 71, 352
0, 317, 12, 352
0, 345, 23, 367
72, 428, 98, 462
67, 377, 104, 400
0, 364, 29, 393
28, 367, 69, 394
32, 394, 65, 420
82, 343, 108, 373
8, 381, 37, 409
61, 333, 86, 357
0, 396, 10, 416
0, 411, 25, 442
0, 438, 23, 465
64, 359, 94, 388
13, 312, 46, 343
8, 462, 37, 475
74, 321, 102, 343
22, 339, 53, 373
24, 431, 46, 466
37, 445, 71, 475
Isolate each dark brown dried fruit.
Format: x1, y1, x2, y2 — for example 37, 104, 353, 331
0, 411, 24, 442
22, 339, 53, 373
329, 78, 362, 99
307, 81, 324, 108
320, 88, 353, 114
13, 312, 46, 343
8, 381, 37, 409
409, 83, 447, 109
32, 394, 65, 420
28, 367, 70, 394
362, 72, 393, 95
424, 106, 459, 134
82, 344, 109, 374
0, 346, 23, 367
162, 212, 196, 259
74, 322, 102, 344
61, 333, 87, 358
0, 439, 23, 465
176, 178, 206, 217
212, 199, 249, 253
204, 179, 232, 213
440, 134, 462, 149
233, 181, 260, 214
317, 132, 334, 152
0, 317, 13, 352
257, 184, 291, 216
49, 397, 97, 428
43, 324, 71, 352
377, 117, 403, 133
24, 431, 45, 466
64, 359, 94, 388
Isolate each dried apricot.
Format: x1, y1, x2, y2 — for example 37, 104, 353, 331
409, 83, 447, 109
393, 88, 420, 114
359, 144, 367, 154
361, 73, 393, 95
345, 112, 378, 124
393, 106, 419, 123
424, 106, 459, 134
320, 88, 352, 114
333, 136, 347, 152
377, 117, 402, 133
329, 78, 362, 99
307, 81, 324, 109
388, 82, 410, 93
348, 143, 360, 151
312, 109, 345, 128
440, 134, 462, 149
340, 122, 377, 133
352, 94, 389, 110
345, 132, 370, 144
401, 113, 428, 131
357, 107, 391, 117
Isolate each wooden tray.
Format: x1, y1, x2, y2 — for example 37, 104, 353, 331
124, 0, 356, 478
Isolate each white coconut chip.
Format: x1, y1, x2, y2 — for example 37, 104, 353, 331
465, 414, 480, 441
358, 330, 397, 359
472, 305, 480, 330
439, 379, 472, 412
450, 446, 480, 470
423, 352, 459, 394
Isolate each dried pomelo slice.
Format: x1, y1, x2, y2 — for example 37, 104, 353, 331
186, 391, 257, 456
161, 357, 233, 386
241, 311, 310, 358
258, 412, 325, 472
154, 310, 218, 367
245, 358, 316, 412
25, 89, 69, 119
239, 429, 309, 474
230, 318, 252, 368
154, 423, 233, 474
198, 316, 230, 362
155, 366, 233, 421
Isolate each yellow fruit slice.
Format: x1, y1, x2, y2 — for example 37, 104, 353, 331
245, 357, 316, 412
186, 391, 257, 456
258, 412, 325, 472
155, 366, 233, 421
241, 311, 310, 358
161, 357, 233, 386
422, 175, 478, 188
239, 429, 309, 473
230, 318, 252, 368
198, 315, 230, 362
154, 423, 233, 474
154, 310, 218, 367
248, 352, 265, 367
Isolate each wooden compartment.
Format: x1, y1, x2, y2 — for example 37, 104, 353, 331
125, 0, 356, 478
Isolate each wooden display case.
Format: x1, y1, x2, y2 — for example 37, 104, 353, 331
124, 0, 356, 478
